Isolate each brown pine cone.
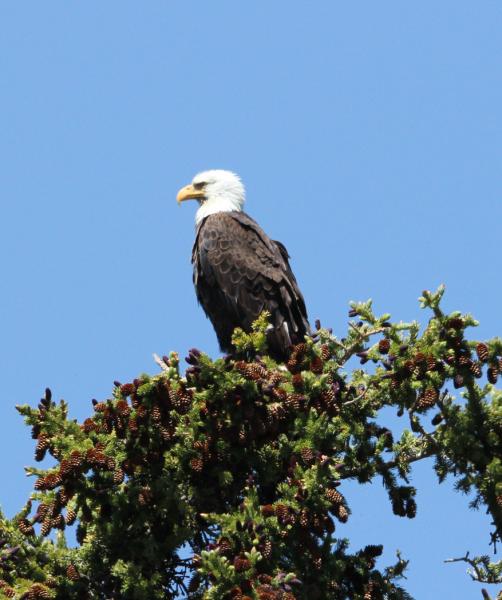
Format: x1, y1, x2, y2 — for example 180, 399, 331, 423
69, 450, 84, 468
116, 401, 131, 420
82, 418, 97, 433
470, 361, 482, 378
285, 393, 303, 410
300, 447, 315, 464
416, 388, 438, 411
35, 435, 50, 462
447, 317, 464, 330
27, 583, 52, 599
299, 509, 310, 528
334, 504, 349, 523
65, 508, 77, 526
320, 344, 332, 361
261, 539, 272, 559
189, 457, 204, 473
274, 503, 289, 522
66, 564, 80, 581
475, 342, 489, 362
310, 356, 324, 374
18, 518, 34, 536
261, 504, 275, 518
426, 355, 437, 371
120, 383, 135, 397
326, 488, 344, 505
291, 373, 304, 390
233, 556, 251, 572
453, 374, 464, 388
487, 367, 498, 385
40, 519, 52, 537
378, 339, 390, 354
414, 352, 426, 364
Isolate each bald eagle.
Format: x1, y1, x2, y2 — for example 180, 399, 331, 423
177, 170, 310, 361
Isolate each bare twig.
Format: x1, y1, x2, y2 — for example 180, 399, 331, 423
337, 325, 387, 366
153, 353, 169, 371
445, 552, 502, 584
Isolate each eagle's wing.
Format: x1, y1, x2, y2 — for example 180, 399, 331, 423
192, 211, 309, 359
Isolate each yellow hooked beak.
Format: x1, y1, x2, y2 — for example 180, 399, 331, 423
176, 183, 205, 204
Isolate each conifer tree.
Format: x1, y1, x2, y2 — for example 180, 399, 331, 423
1, 286, 501, 599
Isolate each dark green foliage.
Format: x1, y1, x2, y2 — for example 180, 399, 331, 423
1, 287, 501, 599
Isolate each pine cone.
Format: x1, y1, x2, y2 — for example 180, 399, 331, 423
447, 317, 464, 330
291, 373, 304, 390
293, 342, 308, 356
470, 361, 482, 378
66, 564, 80, 581
65, 508, 77, 526
82, 418, 97, 433
326, 488, 344, 506
35, 435, 50, 462
457, 354, 472, 367
320, 344, 332, 361
151, 404, 162, 423
378, 339, 390, 354
310, 356, 324, 374
476, 342, 489, 362
33, 503, 49, 523
426, 355, 437, 371
414, 352, 426, 364
487, 367, 498, 385
274, 503, 289, 522
285, 393, 303, 410
324, 514, 335, 534
53, 514, 65, 530
431, 413, 443, 426
299, 509, 310, 528
261, 504, 275, 518
18, 518, 34, 536
300, 447, 315, 464
261, 539, 272, 559
406, 498, 417, 518
26, 583, 51, 599
233, 555, 251, 572
59, 459, 73, 477
453, 374, 464, 389
69, 450, 84, 468
334, 504, 349, 523
363, 581, 375, 600
40, 519, 52, 537
128, 416, 139, 434
116, 399, 131, 416
189, 457, 204, 473
416, 388, 438, 411
120, 383, 135, 397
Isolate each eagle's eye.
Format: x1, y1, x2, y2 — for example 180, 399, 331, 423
193, 181, 206, 190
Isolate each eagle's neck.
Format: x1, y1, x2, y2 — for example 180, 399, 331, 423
195, 195, 244, 226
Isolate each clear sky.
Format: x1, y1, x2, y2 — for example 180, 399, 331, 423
0, 2, 501, 598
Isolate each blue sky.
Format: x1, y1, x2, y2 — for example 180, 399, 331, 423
0, 2, 501, 597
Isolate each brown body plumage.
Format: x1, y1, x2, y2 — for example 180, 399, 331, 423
192, 211, 310, 360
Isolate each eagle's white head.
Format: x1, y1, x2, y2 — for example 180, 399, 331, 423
177, 169, 246, 226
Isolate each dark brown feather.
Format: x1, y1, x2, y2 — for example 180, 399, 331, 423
192, 211, 310, 360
